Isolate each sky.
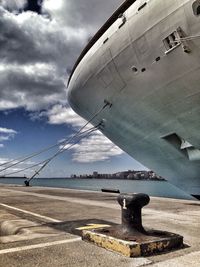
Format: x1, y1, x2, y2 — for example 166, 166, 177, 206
0, 0, 147, 178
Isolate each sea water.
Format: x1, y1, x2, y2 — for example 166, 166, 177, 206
0, 178, 194, 200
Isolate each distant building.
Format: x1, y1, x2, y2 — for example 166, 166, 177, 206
93, 171, 98, 178
71, 170, 166, 181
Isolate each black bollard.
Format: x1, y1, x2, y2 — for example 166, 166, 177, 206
117, 193, 150, 234
83, 192, 183, 257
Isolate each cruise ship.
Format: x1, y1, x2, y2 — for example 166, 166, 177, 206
67, 0, 200, 197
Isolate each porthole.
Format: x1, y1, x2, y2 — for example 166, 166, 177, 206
131, 66, 138, 73
103, 38, 109, 44
138, 2, 147, 12
192, 0, 200, 16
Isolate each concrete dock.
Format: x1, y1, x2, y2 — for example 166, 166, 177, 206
0, 184, 199, 267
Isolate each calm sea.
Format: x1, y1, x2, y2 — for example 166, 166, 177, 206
0, 178, 194, 200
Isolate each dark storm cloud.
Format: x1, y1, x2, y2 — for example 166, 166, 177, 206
0, 0, 124, 111
43, 0, 123, 35
0, 7, 83, 69
0, 64, 66, 110
0, 6, 87, 110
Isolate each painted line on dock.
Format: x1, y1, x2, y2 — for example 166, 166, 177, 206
0, 203, 61, 223
0, 188, 118, 209
1, 189, 197, 219
0, 237, 81, 255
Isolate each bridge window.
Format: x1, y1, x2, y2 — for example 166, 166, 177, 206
193, 0, 200, 16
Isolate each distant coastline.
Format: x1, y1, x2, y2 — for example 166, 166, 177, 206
70, 170, 166, 181
0, 176, 26, 179
0, 176, 166, 181
0, 170, 166, 181
72, 177, 167, 181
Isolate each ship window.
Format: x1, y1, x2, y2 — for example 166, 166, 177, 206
103, 38, 109, 44
138, 2, 147, 11
193, 0, 200, 16
131, 66, 138, 73
163, 31, 181, 54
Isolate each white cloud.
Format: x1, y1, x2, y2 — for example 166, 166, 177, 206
0, 156, 41, 177
0, 144, 4, 148
0, 126, 17, 145
0, 157, 10, 165
0, 136, 11, 142
41, 104, 87, 127
70, 132, 123, 163
43, 104, 124, 163
43, 0, 62, 12
0, 127, 17, 134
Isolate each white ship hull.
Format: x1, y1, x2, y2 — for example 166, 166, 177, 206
68, 0, 200, 195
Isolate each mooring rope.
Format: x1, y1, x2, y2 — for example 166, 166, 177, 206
0, 138, 72, 168
2, 100, 112, 184
24, 101, 111, 184
0, 101, 111, 174
177, 34, 200, 41
3, 126, 98, 177
0, 126, 97, 173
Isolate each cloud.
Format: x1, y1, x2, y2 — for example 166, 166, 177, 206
59, 131, 124, 163
70, 132, 123, 163
0, 63, 66, 110
43, 0, 123, 35
0, 0, 126, 164
40, 104, 87, 127
1, 0, 27, 12
0, 1, 123, 112
0, 0, 124, 112
0, 127, 17, 144
0, 6, 87, 111
0, 156, 41, 176
0, 136, 12, 142
0, 157, 9, 165
42, 104, 124, 162
0, 127, 17, 134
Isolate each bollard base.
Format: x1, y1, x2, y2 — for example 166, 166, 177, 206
82, 226, 183, 257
